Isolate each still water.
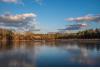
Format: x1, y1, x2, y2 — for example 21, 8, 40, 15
0, 40, 100, 67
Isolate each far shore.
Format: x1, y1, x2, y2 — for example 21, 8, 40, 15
0, 39, 100, 42
54, 39, 100, 41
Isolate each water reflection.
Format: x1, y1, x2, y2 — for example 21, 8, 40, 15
0, 40, 100, 67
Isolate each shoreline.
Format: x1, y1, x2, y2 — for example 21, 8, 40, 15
0, 39, 100, 42
54, 39, 100, 41
0, 39, 100, 41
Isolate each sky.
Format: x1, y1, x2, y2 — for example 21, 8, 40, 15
0, 0, 100, 33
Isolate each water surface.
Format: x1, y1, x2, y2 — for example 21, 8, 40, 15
0, 40, 100, 67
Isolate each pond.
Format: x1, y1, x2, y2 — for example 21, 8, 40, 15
0, 40, 100, 67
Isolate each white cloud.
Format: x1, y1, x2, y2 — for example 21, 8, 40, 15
0, 13, 38, 32
0, 0, 19, 3
35, 0, 43, 5
0, 0, 44, 5
0, 0, 24, 5
0, 13, 36, 23
66, 14, 100, 23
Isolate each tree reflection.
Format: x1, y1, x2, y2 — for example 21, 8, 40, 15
0, 41, 100, 66
0, 41, 36, 67
0, 41, 13, 51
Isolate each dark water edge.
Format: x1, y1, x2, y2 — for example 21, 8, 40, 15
0, 40, 100, 67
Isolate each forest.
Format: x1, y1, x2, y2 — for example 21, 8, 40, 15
0, 28, 100, 41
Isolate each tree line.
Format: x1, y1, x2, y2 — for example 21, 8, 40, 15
0, 28, 100, 41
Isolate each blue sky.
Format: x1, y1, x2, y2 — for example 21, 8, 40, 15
0, 0, 100, 33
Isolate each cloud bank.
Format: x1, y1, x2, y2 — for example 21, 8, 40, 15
66, 23, 88, 30
0, 13, 38, 32
66, 14, 100, 23
58, 23, 88, 31
65, 23, 88, 30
